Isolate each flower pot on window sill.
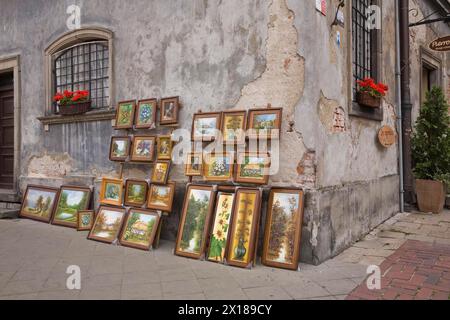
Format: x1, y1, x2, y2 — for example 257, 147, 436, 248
356, 91, 381, 108
58, 101, 91, 116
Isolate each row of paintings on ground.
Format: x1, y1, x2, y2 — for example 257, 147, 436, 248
115, 97, 180, 129
175, 184, 305, 271
110, 135, 173, 163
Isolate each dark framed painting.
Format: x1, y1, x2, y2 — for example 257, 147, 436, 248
235, 152, 270, 185
156, 135, 173, 160
99, 178, 124, 206
151, 160, 171, 184
160, 96, 179, 125
203, 153, 234, 182
184, 152, 203, 176
247, 108, 282, 140
52, 186, 92, 228
191, 112, 222, 141
109, 136, 131, 162
175, 184, 215, 259
130, 135, 156, 162
221, 110, 247, 145
19, 185, 59, 223
135, 98, 157, 129
226, 188, 262, 268
147, 182, 175, 212
88, 206, 127, 244
119, 209, 160, 250
262, 188, 305, 271
124, 179, 148, 207
114, 100, 136, 130
77, 210, 95, 231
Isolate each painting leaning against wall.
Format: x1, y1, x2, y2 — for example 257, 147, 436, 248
19, 185, 60, 223
119, 209, 160, 250
52, 186, 91, 228
88, 206, 127, 244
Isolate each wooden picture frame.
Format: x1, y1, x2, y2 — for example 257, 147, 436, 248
77, 210, 95, 231
191, 112, 222, 141
159, 96, 180, 125
175, 184, 216, 259
88, 206, 127, 244
99, 178, 124, 206
221, 110, 247, 145
203, 153, 235, 182
184, 152, 203, 176
19, 185, 59, 223
247, 108, 282, 140
156, 135, 173, 160
52, 186, 92, 228
226, 188, 262, 268
262, 188, 305, 271
109, 136, 131, 162
151, 160, 171, 184
119, 209, 160, 251
147, 182, 175, 212
124, 179, 148, 207
135, 98, 157, 129
235, 152, 271, 185
130, 135, 156, 162
114, 100, 136, 130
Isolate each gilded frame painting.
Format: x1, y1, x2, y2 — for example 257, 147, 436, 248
119, 209, 160, 250
114, 100, 136, 130
151, 160, 171, 184
88, 206, 127, 244
135, 98, 157, 129
221, 110, 247, 145
156, 135, 173, 160
52, 186, 92, 228
99, 178, 124, 206
19, 185, 59, 223
124, 179, 148, 207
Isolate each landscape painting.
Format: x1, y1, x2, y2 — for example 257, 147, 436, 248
175, 185, 214, 259
124, 180, 148, 207
203, 153, 234, 181
119, 209, 160, 250
147, 183, 175, 212
236, 153, 270, 184
52, 186, 91, 228
248, 108, 282, 139
135, 99, 157, 129
115, 100, 135, 129
88, 206, 126, 244
100, 178, 123, 206
208, 193, 234, 263
109, 136, 130, 161
19, 185, 59, 223
192, 113, 221, 141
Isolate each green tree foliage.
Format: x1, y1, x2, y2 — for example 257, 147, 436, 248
411, 86, 450, 186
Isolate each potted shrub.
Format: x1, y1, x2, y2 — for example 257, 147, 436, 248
411, 86, 450, 214
53, 90, 91, 115
356, 78, 388, 108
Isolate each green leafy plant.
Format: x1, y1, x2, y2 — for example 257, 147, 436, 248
411, 86, 450, 186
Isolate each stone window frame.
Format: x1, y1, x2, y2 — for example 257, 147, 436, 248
420, 47, 442, 105
39, 27, 115, 128
347, 0, 384, 121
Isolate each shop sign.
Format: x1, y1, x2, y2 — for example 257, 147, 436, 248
378, 125, 396, 148
429, 36, 450, 52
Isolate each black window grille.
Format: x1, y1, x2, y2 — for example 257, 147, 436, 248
54, 41, 109, 112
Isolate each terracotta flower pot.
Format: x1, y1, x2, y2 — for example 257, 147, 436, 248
59, 101, 91, 116
415, 179, 446, 214
356, 91, 381, 108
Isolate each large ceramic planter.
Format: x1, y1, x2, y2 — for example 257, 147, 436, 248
416, 179, 446, 214
58, 101, 91, 116
356, 91, 381, 108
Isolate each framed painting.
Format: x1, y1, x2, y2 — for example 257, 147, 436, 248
124, 179, 148, 207
135, 98, 157, 129
207, 192, 235, 263
88, 206, 127, 244
114, 100, 136, 130
52, 186, 92, 228
156, 135, 173, 160
99, 178, 124, 206
235, 152, 270, 185
119, 209, 160, 250
109, 136, 131, 162
175, 184, 215, 259
221, 110, 247, 144
130, 135, 156, 162
77, 210, 95, 231
151, 160, 171, 184
262, 188, 305, 270
203, 153, 234, 182
184, 152, 203, 176
19, 185, 59, 223
147, 183, 175, 212
192, 112, 222, 141
226, 188, 262, 268
247, 108, 282, 139
160, 96, 180, 125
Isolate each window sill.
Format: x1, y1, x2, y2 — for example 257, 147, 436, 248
38, 108, 116, 128
349, 101, 383, 121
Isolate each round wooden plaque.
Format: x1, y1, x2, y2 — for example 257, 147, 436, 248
378, 125, 396, 148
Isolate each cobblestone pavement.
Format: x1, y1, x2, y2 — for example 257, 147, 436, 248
0, 209, 449, 300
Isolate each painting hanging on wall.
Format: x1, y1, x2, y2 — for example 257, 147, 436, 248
262, 188, 305, 270
157, 135, 173, 160
203, 153, 234, 182
207, 192, 235, 263
135, 99, 157, 129
124, 179, 148, 207
221, 110, 247, 144
192, 112, 222, 141
52, 186, 91, 228
226, 188, 261, 268
184, 152, 203, 176
119, 209, 160, 250
130, 136, 156, 162
114, 100, 136, 130
236, 152, 270, 185
247, 108, 282, 139
175, 185, 215, 259
147, 183, 175, 212
109, 136, 131, 162
88, 206, 127, 244
77, 210, 95, 231
19, 185, 59, 223
151, 161, 171, 184
99, 178, 124, 206
160, 96, 180, 125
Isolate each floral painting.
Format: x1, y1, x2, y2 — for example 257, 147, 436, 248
116, 101, 135, 128
100, 178, 123, 206
131, 136, 155, 162
136, 100, 156, 128
89, 207, 126, 243
204, 154, 233, 181
208, 193, 234, 262
53, 187, 90, 227
120, 210, 159, 250
77, 210, 94, 231
20, 186, 59, 222
222, 112, 246, 143
105, 183, 120, 201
